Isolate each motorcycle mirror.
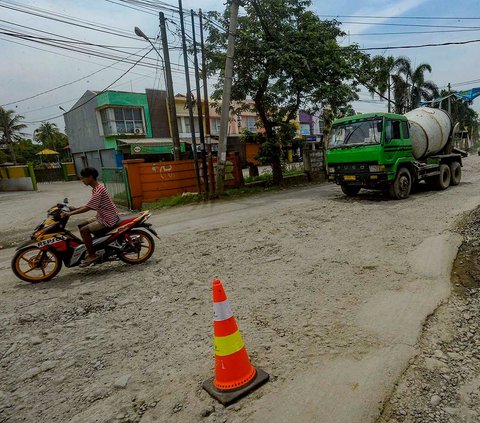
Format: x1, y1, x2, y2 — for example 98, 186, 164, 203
64, 197, 68, 204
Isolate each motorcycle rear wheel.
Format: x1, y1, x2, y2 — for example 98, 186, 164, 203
12, 247, 62, 283
118, 229, 155, 264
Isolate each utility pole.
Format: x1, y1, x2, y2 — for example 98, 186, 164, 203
159, 12, 181, 161
191, 9, 209, 193
199, 9, 215, 195
448, 82, 452, 115
387, 74, 391, 113
178, 0, 201, 193
216, 0, 239, 195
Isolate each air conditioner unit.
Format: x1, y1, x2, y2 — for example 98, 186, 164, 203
134, 128, 144, 135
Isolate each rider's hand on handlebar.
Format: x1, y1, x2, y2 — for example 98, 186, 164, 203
60, 211, 71, 219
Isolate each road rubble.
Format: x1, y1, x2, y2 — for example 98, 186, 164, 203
378, 207, 480, 423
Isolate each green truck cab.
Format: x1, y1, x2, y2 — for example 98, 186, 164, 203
326, 111, 463, 200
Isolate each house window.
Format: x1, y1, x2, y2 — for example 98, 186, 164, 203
183, 117, 199, 133
211, 118, 221, 134
99, 107, 145, 136
243, 116, 257, 132
300, 123, 311, 135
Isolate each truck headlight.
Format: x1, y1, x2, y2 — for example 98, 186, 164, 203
328, 167, 335, 174
369, 165, 385, 172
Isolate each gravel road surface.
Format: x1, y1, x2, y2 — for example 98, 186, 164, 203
1, 156, 480, 423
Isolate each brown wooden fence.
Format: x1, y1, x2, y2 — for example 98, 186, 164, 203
123, 153, 243, 209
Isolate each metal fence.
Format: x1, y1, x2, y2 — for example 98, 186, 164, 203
101, 167, 131, 209
34, 167, 64, 183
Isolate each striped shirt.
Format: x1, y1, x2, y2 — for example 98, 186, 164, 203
86, 184, 119, 227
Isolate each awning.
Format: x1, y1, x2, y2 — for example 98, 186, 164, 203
117, 138, 185, 155
117, 138, 174, 146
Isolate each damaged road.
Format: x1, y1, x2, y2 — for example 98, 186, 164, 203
1, 156, 480, 423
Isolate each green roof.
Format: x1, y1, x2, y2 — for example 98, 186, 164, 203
333, 112, 406, 125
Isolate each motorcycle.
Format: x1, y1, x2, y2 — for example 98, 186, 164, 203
11, 198, 159, 283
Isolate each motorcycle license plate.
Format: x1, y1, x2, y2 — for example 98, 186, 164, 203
344, 175, 356, 181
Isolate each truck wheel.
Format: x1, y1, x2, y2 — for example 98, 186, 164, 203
431, 164, 451, 190
389, 168, 412, 200
450, 162, 461, 186
341, 185, 361, 196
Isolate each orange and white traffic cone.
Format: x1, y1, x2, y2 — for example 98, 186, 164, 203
202, 279, 269, 406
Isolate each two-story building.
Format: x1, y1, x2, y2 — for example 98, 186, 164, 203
64, 89, 181, 177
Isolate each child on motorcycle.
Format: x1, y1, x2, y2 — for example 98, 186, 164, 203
61, 167, 119, 267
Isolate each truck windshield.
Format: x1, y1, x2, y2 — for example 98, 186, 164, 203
328, 119, 383, 148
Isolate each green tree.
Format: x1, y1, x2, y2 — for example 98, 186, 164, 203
0, 107, 27, 165
394, 57, 439, 112
14, 139, 42, 164
0, 149, 8, 164
205, 0, 364, 184
34, 122, 68, 151
441, 92, 479, 145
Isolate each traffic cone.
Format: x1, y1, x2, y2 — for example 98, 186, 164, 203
202, 279, 269, 406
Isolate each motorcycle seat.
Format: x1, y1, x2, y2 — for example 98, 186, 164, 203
92, 214, 140, 237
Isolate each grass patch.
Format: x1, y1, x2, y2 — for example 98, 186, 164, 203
284, 168, 304, 177
143, 185, 280, 210
244, 172, 273, 183
144, 193, 205, 210
244, 168, 304, 183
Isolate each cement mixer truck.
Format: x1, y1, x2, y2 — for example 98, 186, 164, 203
326, 107, 463, 200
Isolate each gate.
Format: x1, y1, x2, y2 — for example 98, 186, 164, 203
101, 167, 131, 209
34, 167, 65, 182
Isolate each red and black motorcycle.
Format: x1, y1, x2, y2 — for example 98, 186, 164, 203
11, 198, 158, 283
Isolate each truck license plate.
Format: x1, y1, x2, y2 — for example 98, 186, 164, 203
344, 175, 356, 181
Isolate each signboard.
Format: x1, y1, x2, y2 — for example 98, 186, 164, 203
130, 143, 186, 155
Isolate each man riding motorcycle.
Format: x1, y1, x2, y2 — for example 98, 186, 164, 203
61, 167, 119, 268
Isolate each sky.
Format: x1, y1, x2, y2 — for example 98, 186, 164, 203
1, 0, 480, 137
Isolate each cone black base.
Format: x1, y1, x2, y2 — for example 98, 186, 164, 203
202, 367, 269, 406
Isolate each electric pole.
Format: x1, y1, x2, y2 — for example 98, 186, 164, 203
178, 0, 201, 193
216, 0, 239, 195
191, 9, 209, 193
159, 12, 181, 161
448, 82, 452, 115
387, 74, 391, 113
199, 9, 215, 195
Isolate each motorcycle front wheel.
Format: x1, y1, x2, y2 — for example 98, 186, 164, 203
12, 247, 62, 283
118, 229, 155, 264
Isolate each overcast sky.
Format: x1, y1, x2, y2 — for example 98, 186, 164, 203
1, 0, 480, 137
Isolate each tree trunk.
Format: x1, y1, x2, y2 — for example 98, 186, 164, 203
267, 140, 283, 186
271, 147, 283, 185
6, 134, 17, 165
254, 90, 284, 185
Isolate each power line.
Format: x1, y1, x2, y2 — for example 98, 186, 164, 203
0, 1, 147, 40
319, 14, 480, 20
0, 19, 142, 49
358, 38, 480, 51
1, 45, 151, 107
349, 28, 480, 36
341, 20, 480, 29
23, 47, 155, 124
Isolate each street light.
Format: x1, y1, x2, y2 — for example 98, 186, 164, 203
134, 27, 164, 67
134, 24, 181, 161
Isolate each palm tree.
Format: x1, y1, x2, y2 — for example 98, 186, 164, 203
369, 55, 396, 104
34, 122, 61, 151
0, 107, 27, 165
394, 57, 439, 112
